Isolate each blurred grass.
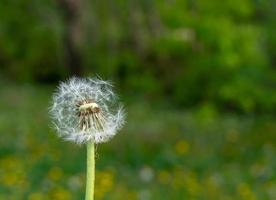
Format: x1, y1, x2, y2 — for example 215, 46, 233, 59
0, 82, 276, 200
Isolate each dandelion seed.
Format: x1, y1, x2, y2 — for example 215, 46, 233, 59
49, 77, 126, 200
50, 77, 125, 144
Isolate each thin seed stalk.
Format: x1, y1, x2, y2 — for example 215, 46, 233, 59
85, 141, 95, 200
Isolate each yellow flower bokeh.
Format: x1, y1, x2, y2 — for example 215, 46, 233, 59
174, 140, 190, 155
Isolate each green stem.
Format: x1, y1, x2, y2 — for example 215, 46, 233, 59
85, 141, 95, 200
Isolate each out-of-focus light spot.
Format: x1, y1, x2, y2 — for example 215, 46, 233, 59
95, 170, 115, 199
138, 189, 151, 200
237, 183, 256, 200
51, 187, 72, 200
28, 192, 45, 200
68, 174, 83, 191
139, 166, 154, 183
0, 156, 27, 188
157, 170, 171, 184
174, 140, 190, 155
48, 167, 63, 181
2, 173, 18, 186
266, 182, 276, 199
184, 176, 200, 196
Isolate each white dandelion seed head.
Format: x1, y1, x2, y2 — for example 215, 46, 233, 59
49, 77, 125, 144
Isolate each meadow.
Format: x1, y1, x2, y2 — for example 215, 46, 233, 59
0, 81, 275, 200
0, 0, 275, 199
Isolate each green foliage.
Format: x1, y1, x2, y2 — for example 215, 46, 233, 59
0, 0, 275, 113
0, 0, 63, 81
0, 84, 276, 199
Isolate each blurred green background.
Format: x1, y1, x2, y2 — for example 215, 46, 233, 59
0, 0, 276, 199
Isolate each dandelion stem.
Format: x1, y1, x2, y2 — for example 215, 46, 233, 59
85, 141, 95, 200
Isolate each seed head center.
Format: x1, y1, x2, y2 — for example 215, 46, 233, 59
77, 100, 105, 131
79, 102, 100, 113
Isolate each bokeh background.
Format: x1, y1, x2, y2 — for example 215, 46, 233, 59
0, 0, 276, 199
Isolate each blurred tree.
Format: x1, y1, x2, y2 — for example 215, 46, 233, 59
0, 0, 275, 113
58, 0, 83, 76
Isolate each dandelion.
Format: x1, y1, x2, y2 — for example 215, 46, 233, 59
50, 77, 125, 200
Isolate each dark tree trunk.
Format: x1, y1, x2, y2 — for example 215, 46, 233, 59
58, 0, 83, 76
